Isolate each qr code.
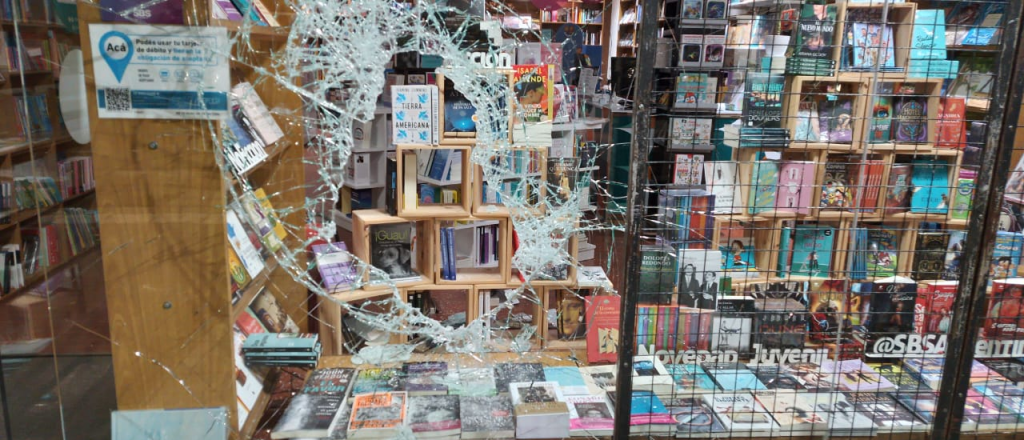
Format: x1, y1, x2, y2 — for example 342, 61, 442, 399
104, 88, 131, 111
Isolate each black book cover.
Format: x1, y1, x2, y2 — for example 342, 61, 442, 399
494, 363, 544, 393
912, 232, 949, 281
743, 73, 784, 130
385, 152, 397, 215
370, 223, 417, 280
867, 281, 917, 342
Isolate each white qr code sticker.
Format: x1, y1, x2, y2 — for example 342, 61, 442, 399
103, 88, 131, 112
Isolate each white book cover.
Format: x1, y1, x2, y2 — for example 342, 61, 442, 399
704, 393, 777, 432
673, 154, 704, 186
704, 161, 741, 213
226, 209, 266, 277
565, 395, 614, 435
580, 366, 617, 395
232, 82, 284, 146
392, 85, 436, 144
710, 315, 752, 352
632, 355, 673, 388
825, 392, 876, 432
676, 249, 723, 309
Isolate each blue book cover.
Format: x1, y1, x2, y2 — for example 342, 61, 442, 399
991, 231, 1023, 279
910, 10, 947, 60
427, 150, 450, 181
777, 226, 793, 278
790, 225, 835, 278
849, 228, 869, 280
961, 4, 1006, 46
910, 159, 950, 214
665, 364, 720, 393
543, 366, 588, 394
703, 364, 766, 391
943, 230, 968, 281
112, 408, 228, 440
630, 391, 671, 416
748, 161, 778, 214
720, 241, 755, 270
418, 184, 436, 204
867, 226, 900, 278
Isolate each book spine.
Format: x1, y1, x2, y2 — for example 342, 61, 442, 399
431, 85, 439, 145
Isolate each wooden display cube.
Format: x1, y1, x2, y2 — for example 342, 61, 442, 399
540, 287, 593, 351
863, 79, 943, 150
434, 217, 510, 285
437, 72, 514, 145
509, 225, 579, 287
396, 144, 472, 218
317, 292, 403, 356
784, 76, 870, 151
473, 147, 547, 218
759, 219, 849, 281
351, 209, 434, 290
853, 220, 920, 280
836, 1, 917, 75
473, 284, 543, 352
400, 285, 474, 347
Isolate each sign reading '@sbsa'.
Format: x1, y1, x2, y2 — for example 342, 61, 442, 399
89, 24, 230, 120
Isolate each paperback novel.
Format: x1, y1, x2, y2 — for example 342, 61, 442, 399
369, 223, 419, 281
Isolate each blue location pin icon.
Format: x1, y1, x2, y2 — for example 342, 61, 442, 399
98, 31, 133, 83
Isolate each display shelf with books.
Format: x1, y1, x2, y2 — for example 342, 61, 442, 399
784, 75, 870, 151
396, 145, 472, 219
350, 209, 434, 291
508, 225, 579, 287
433, 218, 509, 285
835, 1, 917, 75
474, 146, 548, 218
473, 284, 545, 352
863, 79, 943, 150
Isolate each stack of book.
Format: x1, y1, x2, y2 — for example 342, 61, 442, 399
311, 242, 358, 294
242, 333, 321, 368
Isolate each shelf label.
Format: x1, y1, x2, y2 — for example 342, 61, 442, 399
89, 24, 230, 120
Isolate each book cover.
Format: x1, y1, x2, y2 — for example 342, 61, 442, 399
403, 362, 448, 396
664, 364, 720, 395
226, 210, 265, 278
792, 5, 837, 60
823, 359, 896, 393
544, 366, 589, 396
827, 392, 881, 432
748, 160, 779, 214
910, 159, 950, 214
961, 4, 1006, 46
790, 225, 835, 278
392, 85, 436, 144
512, 64, 553, 146
271, 368, 355, 439
775, 161, 815, 214
628, 391, 676, 426
311, 242, 357, 293
937, 97, 966, 148
369, 223, 419, 281
665, 397, 727, 436
406, 395, 460, 436
952, 171, 976, 220
705, 0, 726, 19
673, 154, 705, 186
869, 88, 893, 143
586, 296, 620, 363
943, 230, 967, 281
351, 368, 404, 395
459, 395, 515, 438
753, 391, 828, 432
678, 34, 706, 68
873, 364, 928, 392
580, 366, 617, 395
912, 232, 949, 281
894, 96, 928, 143
867, 226, 900, 278
100, 0, 184, 24
674, 74, 716, 109
566, 395, 615, 435
979, 359, 1024, 387
703, 392, 776, 432
915, 281, 957, 334
784, 363, 837, 392
442, 78, 475, 135
676, 249, 723, 310
750, 366, 806, 391
884, 164, 912, 212
347, 392, 407, 434
494, 363, 545, 394
984, 279, 1024, 339
249, 290, 300, 334
669, 117, 713, 149
821, 158, 854, 209
910, 9, 947, 60
719, 226, 757, 271
638, 245, 675, 305
446, 368, 497, 397
807, 279, 847, 340
710, 315, 752, 352
702, 363, 766, 392
704, 161, 740, 213
990, 232, 1023, 280
866, 277, 918, 342
681, 0, 703, 19
743, 73, 784, 129
752, 297, 808, 349
793, 100, 821, 142
112, 408, 228, 440
819, 98, 854, 143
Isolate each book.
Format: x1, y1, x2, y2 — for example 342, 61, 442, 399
311, 242, 357, 294
952, 170, 976, 220
406, 395, 460, 437
446, 368, 497, 397
673, 154, 704, 187
774, 161, 815, 214
442, 78, 475, 135
627, 391, 677, 435
793, 100, 821, 142
566, 395, 615, 436
943, 230, 967, 281
791, 5, 837, 60
984, 278, 1024, 339
702, 362, 765, 392
459, 395, 515, 439
753, 391, 829, 432
586, 296, 620, 363
508, 381, 570, 439
867, 226, 900, 278
743, 73, 784, 129
351, 368, 404, 395
866, 277, 918, 344
750, 366, 806, 391
226, 209, 265, 278
494, 363, 544, 394
704, 161, 740, 213
937, 97, 966, 148
369, 223, 419, 282
913, 232, 950, 281
673, 74, 717, 109
669, 118, 713, 149
638, 245, 675, 305
910, 159, 950, 214
249, 291, 300, 334
392, 85, 437, 144
271, 368, 356, 439
347, 392, 407, 439
893, 96, 928, 143
710, 313, 752, 353
111, 408, 228, 440
703, 392, 776, 433
821, 158, 854, 209
884, 164, 912, 212
512, 64, 553, 146
676, 249, 723, 309
665, 397, 727, 436
402, 362, 447, 396
979, 360, 1024, 387
827, 392, 878, 433
910, 9, 947, 60
915, 281, 957, 334
873, 364, 929, 392
869, 87, 894, 143
748, 160, 779, 214
823, 359, 896, 393
544, 366, 589, 396
664, 364, 720, 395
991, 232, 1024, 280
752, 297, 808, 349
242, 333, 318, 353
785, 363, 837, 392
232, 82, 284, 147
790, 225, 835, 278
819, 98, 854, 143
632, 355, 674, 397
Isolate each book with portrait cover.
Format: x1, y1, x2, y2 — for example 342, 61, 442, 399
566, 395, 615, 436
512, 64, 553, 146
865, 277, 918, 345
884, 164, 912, 212
347, 392, 407, 436
792, 4, 837, 60
369, 223, 419, 282
271, 368, 356, 439
984, 278, 1024, 339
819, 98, 854, 143
666, 397, 727, 436
743, 74, 784, 129
406, 395, 460, 437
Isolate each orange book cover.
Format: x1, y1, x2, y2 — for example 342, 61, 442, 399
349, 392, 407, 431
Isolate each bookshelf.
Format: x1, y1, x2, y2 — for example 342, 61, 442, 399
81, 0, 308, 437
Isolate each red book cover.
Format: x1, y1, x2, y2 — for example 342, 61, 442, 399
857, 160, 885, 212
914, 281, 957, 334
883, 164, 912, 213
46, 224, 59, 265
235, 311, 265, 336
984, 279, 1024, 339
586, 295, 620, 363
936, 98, 966, 148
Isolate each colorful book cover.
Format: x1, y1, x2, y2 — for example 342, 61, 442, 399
893, 97, 928, 143
702, 363, 766, 392
990, 232, 1023, 280
984, 280, 1024, 339
544, 367, 589, 396
943, 230, 967, 281
821, 157, 854, 209
872, 364, 929, 393
719, 226, 756, 270
866, 226, 899, 278
443, 78, 475, 135
775, 161, 815, 214
586, 296, 620, 363
743, 73, 784, 129
910, 9, 948, 60
910, 159, 950, 214
565, 395, 615, 434
311, 242, 358, 293
792, 5, 837, 60
748, 160, 779, 214
673, 154, 704, 186
678, 34, 706, 67
669, 118, 713, 149
674, 74, 716, 109
866, 277, 918, 343
912, 232, 950, 281
961, 4, 1006, 46
100, 0, 185, 24
664, 364, 720, 394
665, 397, 727, 436
915, 281, 957, 335
703, 393, 776, 432
937, 97, 966, 148
629, 391, 676, 426
792, 100, 821, 142
884, 164, 912, 212
705, 1, 726, 19
952, 171, 976, 220
819, 98, 854, 143
681, 0, 703, 19
869, 85, 894, 143
392, 85, 436, 144
351, 368, 405, 395
511, 64, 553, 146
348, 392, 407, 433
790, 225, 835, 278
